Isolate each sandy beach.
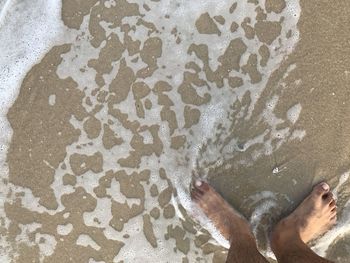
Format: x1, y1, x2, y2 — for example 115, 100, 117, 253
1, 0, 350, 262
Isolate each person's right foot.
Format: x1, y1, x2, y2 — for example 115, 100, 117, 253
270, 182, 337, 250
190, 179, 254, 243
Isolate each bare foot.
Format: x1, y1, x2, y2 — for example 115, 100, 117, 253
271, 182, 337, 251
191, 179, 254, 243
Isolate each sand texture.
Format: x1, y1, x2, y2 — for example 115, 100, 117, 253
1, 0, 350, 262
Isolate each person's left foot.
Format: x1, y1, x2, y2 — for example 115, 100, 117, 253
270, 182, 337, 253
191, 179, 254, 243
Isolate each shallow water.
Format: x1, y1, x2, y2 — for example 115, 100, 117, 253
1, 0, 350, 262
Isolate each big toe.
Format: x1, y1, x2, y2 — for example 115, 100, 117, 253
312, 182, 330, 199
193, 179, 210, 192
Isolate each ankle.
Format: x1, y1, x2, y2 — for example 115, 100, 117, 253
230, 236, 258, 253
270, 219, 303, 255
226, 218, 255, 243
230, 230, 256, 247
272, 237, 311, 262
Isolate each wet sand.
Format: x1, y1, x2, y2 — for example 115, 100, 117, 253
210, 0, 350, 259
1, 0, 350, 262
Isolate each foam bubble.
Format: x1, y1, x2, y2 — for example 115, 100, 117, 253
287, 103, 302, 124
48, 94, 56, 106
286, 1, 301, 19
57, 223, 73, 236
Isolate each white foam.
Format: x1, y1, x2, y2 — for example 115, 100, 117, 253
332, 171, 349, 200
83, 197, 113, 229
76, 234, 101, 251
57, 223, 73, 236
289, 129, 306, 141
287, 103, 302, 124
107, 179, 141, 206
48, 94, 56, 106
88, 259, 105, 263
15, 223, 42, 244
104, 0, 116, 9
0, 0, 304, 261
35, 233, 57, 258
285, 1, 301, 18
108, 0, 302, 253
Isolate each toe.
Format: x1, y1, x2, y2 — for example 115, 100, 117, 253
190, 191, 197, 201
312, 182, 330, 199
329, 199, 336, 208
192, 187, 204, 196
191, 190, 201, 201
194, 179, 210, 192
330, 215, 337, 224
330, 206, 337, 214
324, 192, 334, 205
329, 206, 337, 222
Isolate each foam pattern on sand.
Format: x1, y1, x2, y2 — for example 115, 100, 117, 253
0, 0, 65, 261
6, 0, 344, 262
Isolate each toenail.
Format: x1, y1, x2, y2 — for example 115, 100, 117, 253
195, 180, 202, 187
321, 183, 329, 191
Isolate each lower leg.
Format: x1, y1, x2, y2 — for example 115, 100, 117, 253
270, 182, 337, 263
190, 180, 268, 263
226, 234, 268, 263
